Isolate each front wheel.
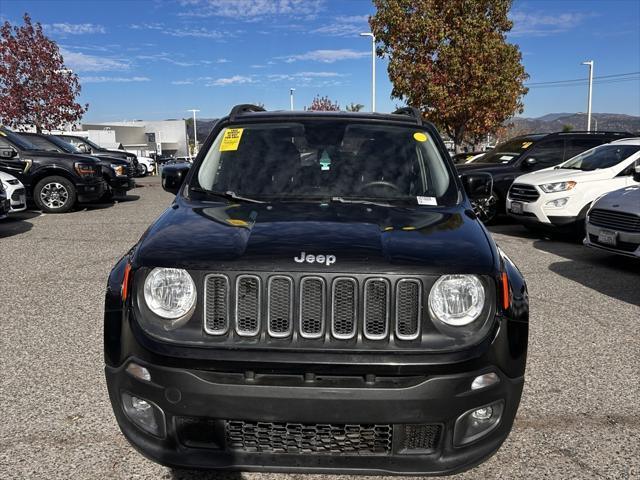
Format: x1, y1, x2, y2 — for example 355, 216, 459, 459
139, 164, 148, 177
34, 176, 77, 213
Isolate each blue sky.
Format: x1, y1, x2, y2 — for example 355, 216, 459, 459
2, 0, 639, 121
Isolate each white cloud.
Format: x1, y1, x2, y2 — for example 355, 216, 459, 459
130, 23, 225, 39
208, 75, 253, 86
216, 58, 231, 63
178, 0, 324, 20
310, 14, 370, 37
61, 48, 130, 72
44, 23, 106, 35
510, 11, 592, 37
82, 76, 150, 83
171, 80, 194, 85
137, 53, 196, 67
279, 49, 369, 63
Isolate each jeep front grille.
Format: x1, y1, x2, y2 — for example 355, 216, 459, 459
225, 420, 392, 455
204, 273, 427, 344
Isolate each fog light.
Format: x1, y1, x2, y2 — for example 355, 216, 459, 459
471, 372, 499, 390
126, 362, 151, 382
121, 392, 165, 438
544, 197, 568, 208
454, 400, 504, 446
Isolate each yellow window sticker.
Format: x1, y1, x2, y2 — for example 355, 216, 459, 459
413, 132, 428, 142
521, 141, 532, 149
220, 128, 244, 151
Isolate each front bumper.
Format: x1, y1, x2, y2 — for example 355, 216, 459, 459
108, 176, 136, 192
584, 221, 640, 258
106, 359, 524, 475
0, 196, 9, 218
506, 196, 579, 228
77, 180, 106, 203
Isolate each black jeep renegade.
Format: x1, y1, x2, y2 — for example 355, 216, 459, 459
105, 105, 529, 475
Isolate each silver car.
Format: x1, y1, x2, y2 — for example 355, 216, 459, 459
584, 163, 640, 258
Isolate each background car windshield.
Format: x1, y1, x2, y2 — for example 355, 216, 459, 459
42, 135, 81, 153
562, 144, 640, 170
196, 121, 456, 203
0, 129, 38, 150
479, 137, 537, 164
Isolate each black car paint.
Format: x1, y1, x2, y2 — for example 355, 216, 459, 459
20, 133, 135, 196
105, 110, 529, 475
0, 129, 105, 204
456, 131, 633, 212
57, 134, 141, 175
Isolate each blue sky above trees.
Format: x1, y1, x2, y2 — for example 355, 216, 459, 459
2, 0, 639, 121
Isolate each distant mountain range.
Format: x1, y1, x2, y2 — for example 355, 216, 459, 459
187, 113, 640, 145
508, 113, 640, 135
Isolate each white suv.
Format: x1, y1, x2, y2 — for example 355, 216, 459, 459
0, 171, 27, 214
506, 138, 640, 232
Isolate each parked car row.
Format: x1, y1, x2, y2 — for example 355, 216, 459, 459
0, 126, 140, 214
457, 132, 640, 259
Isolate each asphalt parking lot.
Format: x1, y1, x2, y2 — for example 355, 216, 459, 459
1, 176, 638, 480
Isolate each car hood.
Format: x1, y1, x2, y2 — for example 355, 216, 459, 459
136, 200, 497, 275
514, 167, 615, 185
23, 149, 100, 164
592, 184, 640, 212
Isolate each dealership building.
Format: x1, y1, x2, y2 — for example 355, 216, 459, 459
80, 119, 190, 157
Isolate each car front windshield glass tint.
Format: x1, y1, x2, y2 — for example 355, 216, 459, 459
195, 121, 456, 204
479, 137, 537, 164
0, 129, 38, 151
19, 135, 61, 152
562, 145, 640, 170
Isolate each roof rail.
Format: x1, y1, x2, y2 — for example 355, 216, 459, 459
549, 130, 632, 135
392, 106, 423, 125
229, 104, 266, 121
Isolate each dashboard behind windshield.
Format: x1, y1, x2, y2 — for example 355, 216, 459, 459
479, 137, 539, 164
194, 121, 458, 205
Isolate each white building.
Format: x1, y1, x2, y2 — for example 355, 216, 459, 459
81, 119, 190, 157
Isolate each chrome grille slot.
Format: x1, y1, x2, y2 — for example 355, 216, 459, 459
204, 274, 229, 335
589, 209, 640, 233
331, 278, 357, 339
395, 279, 422, 340
268, 276, 293, 337
300, 277, 325, 339
235, 275, 261, 336
364, 279, 389, 340
508, 183, 540, 202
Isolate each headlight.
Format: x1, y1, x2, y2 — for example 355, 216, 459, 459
111, 164, 126, 176
428, 275, 485, 326
143, 268, 196, 321
539, 181, 576, 193
74, 162, 98, 176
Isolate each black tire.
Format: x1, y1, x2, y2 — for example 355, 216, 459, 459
139, 163, 148, 176
33, 176, 76, 213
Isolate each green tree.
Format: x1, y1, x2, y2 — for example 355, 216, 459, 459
562, 124, 574, 132
370, 0, 528, 151
345, 102, 365, 112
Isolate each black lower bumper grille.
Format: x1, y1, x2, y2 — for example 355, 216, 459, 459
225, 420, 393, 455
589, 208, 640, 233
589, 234, 639, 252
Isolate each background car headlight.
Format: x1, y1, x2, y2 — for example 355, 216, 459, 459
539, 181, 576, 193
428, 275, 485, 326
143, 268, 196, 320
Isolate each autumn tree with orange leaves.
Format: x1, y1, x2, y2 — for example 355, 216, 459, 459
370, 0, 528, 150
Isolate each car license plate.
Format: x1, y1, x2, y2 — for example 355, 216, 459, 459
511, 201, 523, 214
598, 229, 617, 246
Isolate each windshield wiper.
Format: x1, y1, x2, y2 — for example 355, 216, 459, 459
330, 196, 393, 207
190, 187, 266, 203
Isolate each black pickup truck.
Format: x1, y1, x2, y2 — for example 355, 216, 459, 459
0, 127, 104, 213
56, 134, 142, 176
19, 133, 135, 199
105, 105, 528, 476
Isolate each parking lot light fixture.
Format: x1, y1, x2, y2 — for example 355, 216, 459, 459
581, 60, 594, 132
360, 32, 376, 112
290, 88, 295, 111
187, 109, 200, 155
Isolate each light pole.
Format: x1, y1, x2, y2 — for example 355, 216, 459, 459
360, 32, 376, 112
577, 112, 597, 131
581, 60, 594, 132
187, 109, 200, 155
290, 88, 295, 111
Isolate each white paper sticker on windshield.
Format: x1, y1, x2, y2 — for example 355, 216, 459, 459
417, 196, 437, 206
500, 155, 514, 160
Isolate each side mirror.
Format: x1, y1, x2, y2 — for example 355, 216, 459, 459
460, 172, 493, 199
162, 163, 191, 195
523, 157, 537, 168
633, 163, 640, 183
0, 148, 17, 159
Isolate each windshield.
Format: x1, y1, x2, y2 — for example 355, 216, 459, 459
478, 137, 539, 164
60, 135, 102, 150
0, 128, 39, 151
195, 121, 457, 204
562, 144, 640, 171
41, 135, 81, 153
18, 134, 64, 153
